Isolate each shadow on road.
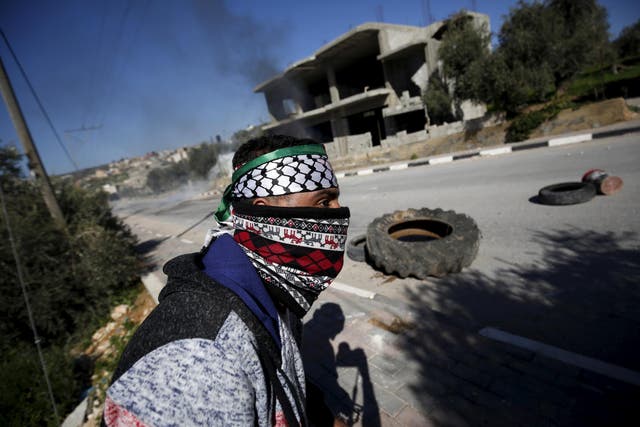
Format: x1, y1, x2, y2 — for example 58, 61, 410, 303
398, 227, 640, 426
135, 236, 170, 255
134, 237, 170, 273
303, 303, 381, 426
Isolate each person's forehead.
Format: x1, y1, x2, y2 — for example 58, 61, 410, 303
293, 187, 339, 198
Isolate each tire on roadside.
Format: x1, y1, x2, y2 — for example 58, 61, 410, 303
366, 208, 480, 279
346, 234, 368, 262
538, 182, 596, 205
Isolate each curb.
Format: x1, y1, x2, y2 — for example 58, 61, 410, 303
336, 125, 640, 179
141, 272, 165, 304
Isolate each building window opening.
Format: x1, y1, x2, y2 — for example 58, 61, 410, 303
282, 99, 298, 116
347, 108, 386, 147
392, 110, 427, 134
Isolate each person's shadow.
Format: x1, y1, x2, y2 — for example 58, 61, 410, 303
303, 303, 380, 427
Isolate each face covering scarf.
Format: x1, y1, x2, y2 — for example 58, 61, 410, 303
232, 202, 350, 317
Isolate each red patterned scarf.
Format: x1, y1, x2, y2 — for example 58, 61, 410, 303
232, 202, 350, 317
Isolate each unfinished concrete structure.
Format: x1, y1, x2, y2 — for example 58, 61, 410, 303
254, 12, 490, 158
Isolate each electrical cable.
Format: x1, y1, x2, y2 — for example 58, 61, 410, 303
82, 0, 109, 127
0, 183, 61, 426
0, 28, 79, 171
95, 1, 135, 126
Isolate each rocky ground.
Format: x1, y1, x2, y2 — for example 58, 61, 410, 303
79, 286, 155, 427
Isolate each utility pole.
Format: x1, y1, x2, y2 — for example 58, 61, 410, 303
0, 55, 67, 231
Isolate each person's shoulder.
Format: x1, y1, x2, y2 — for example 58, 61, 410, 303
162, 252, 202, 277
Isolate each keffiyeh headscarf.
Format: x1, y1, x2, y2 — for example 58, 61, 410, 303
215, 144, 338, 222
214, 144, 349, 316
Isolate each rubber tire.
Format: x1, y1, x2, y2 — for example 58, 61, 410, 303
538, 182, 596, 205
366, 208, 480, 279
347, 234, 367, 262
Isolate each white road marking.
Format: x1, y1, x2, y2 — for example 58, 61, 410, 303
358, 169, 374, 175
479, 327, 640, 387
390, 163, 409, 170
429, 156, 453, 165
345, 311, 367, 319
180, 238, 195, 244
331, 281, 376, 299
480, 146, 512, 156
548, 133, 592, 146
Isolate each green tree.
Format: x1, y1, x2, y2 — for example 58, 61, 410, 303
188, 142, 219, 179
466, 0, 614, 114
437, 12, 491, 106
423, 69, 457, 125
614, 19, 640, 59
496, 0, 557, 110
546, 0, 613, 83
145, 161, 189, 193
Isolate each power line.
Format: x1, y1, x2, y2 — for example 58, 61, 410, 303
82, 0, 109, 126
95, 0, 136, 127
64, 124, 103, 134
0, 183, 61, 426
0, 28, 79, 171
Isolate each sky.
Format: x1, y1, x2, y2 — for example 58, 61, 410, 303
0, 0, 638, 175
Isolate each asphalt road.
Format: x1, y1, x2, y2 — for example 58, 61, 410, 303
112, 132, 640, 424
345, 133, 640, 368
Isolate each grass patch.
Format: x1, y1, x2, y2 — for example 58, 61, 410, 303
567, 58, 640, 99
506, 100, 577, 143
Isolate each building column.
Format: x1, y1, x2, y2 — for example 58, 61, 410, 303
326, 67, 348, 156
327, 67, 340, 104
330, 117, 349, 157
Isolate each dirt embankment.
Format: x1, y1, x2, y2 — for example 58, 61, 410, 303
79, 286, 156, 426
331, 98, 637, 171
529, 97, 637, 138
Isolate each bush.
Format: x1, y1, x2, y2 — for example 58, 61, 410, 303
189, 143, 219, 179
505, 110, 548, 142
1, 147, 140, 424
0, 343, 77, 427
1, 182, 139, 343
146, 161, 190, 193
505, 101, 574, 143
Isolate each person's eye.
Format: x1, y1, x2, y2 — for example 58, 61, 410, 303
318, 199, 331, 207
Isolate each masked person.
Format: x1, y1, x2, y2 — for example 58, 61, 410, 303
103, 135, 350, 427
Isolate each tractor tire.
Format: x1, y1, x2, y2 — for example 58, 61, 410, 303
366, 208, 480, 279
538, 182, 596, 205
346, 234, 367, 262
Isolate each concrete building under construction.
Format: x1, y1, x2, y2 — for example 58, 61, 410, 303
254, 12, 490, 158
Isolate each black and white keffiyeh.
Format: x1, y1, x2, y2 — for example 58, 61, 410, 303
233, 154, 337, 199
214, 144, 336, 223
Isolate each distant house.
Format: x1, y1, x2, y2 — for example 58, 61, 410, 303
255, 12, 490, 158
167, 147, 189, 163
102, 183, 118, 194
